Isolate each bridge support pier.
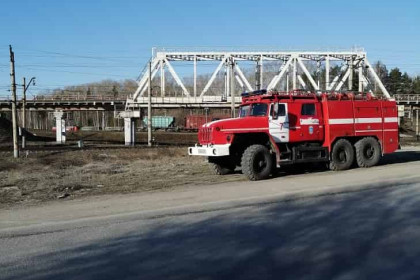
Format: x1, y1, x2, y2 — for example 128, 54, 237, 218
120, 111, 140, 146
53, 111, 66, 144
124, 118, 136, 146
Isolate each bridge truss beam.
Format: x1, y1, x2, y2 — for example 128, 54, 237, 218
130, 49, 391, 106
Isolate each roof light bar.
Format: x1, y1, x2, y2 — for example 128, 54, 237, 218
241, 89, 267, 97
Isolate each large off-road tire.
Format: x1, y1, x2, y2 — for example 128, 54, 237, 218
241, 144, 273, 181
355, 137, 381, 167
329, 139, 355, 171
209, 162, 234, 175
208, 157, 236, 175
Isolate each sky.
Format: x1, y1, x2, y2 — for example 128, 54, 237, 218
0, 0, 419, 97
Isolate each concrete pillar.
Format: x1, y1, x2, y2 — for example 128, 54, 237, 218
416, 110, 419, 141
53, 111, 66, 144
124, 118, 136, 146
120, 111, 140, 146
102, 111, 105, 130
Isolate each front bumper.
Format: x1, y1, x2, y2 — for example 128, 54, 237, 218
188, 144, 230, 157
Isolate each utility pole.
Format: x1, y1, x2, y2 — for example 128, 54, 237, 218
374, 62, 378, 93
147, 61, 152, 146
348, 57, 353, 91
292, 58, 297, 90
416, 109, 419, 141
21, 76, 35, 149
9, 45, 19, 158
22, 77, 26, 149
255, 60, 261, 90
230, 59, 236, 118
358, 62, 363, 92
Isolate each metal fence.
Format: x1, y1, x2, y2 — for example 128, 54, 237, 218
0, 93, 127, 102
394, 94, 420, 104
33, 94, 126, 101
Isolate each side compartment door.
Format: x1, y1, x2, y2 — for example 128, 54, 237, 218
382, 102, 399, 153
269, 103, 289, 142
299, 102, 323, 142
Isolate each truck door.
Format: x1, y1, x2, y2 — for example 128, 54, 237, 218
269, 103, 289, 142
299, 102, 323, 142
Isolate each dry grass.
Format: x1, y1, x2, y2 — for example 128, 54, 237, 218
0, 146, 244, 208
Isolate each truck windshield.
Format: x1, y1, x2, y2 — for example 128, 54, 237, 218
239, 103, 268, 117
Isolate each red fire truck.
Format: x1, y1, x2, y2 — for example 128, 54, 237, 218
188, 90, 399, 180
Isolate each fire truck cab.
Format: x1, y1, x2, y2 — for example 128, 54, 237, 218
188, 90, 399, 180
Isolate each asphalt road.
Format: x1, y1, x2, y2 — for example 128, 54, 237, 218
1, 147, 420, 280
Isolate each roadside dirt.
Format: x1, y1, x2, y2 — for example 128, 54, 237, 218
0, 146, 245, 208
1, 133, 419, 209
28, 130, 198, 145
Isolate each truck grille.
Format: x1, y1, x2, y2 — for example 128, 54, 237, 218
199, 127, 212, 144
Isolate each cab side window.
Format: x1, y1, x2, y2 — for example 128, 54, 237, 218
278, 104, 286, 117
271, 103, 286, 119
301, 103, 316, 116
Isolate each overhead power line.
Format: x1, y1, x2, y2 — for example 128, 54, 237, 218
18, 48, 141, 59
22, 67, 134, 78
16, 64, 141, 68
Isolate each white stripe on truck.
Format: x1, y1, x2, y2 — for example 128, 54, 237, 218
355, 118, 382, 123
384, 117, 398, 123
328, 118, 354, 124
328, 117, 398, 125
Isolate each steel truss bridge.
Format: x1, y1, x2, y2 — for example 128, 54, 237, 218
126, 48, 392, 109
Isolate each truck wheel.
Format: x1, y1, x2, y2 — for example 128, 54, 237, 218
241, 144, 273, 180
209, 162, 234, 175
208, 157, 235, 175
355, 137, 381, 167
329, 139, 354, 171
